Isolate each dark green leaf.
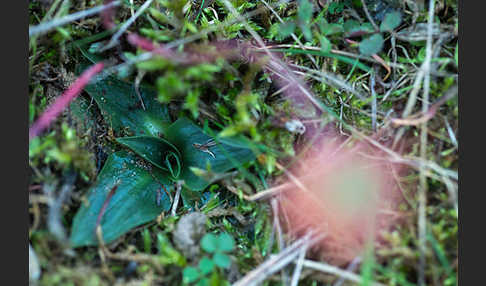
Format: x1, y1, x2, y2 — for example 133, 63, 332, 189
359, 34, 384, 56
213, 253, 231, 269
116, 136, 182, 178
165, 118, 255, 191
201, 233, 218, 253
83, 73, 171, 137
217, 233, 235, 252
70, 151, 172, 247
380, 11, 402, 32
183, 267, 201, 283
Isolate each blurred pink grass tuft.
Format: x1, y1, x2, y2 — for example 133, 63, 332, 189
278, 139, 405, 265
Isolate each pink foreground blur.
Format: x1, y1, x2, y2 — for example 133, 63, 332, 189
278, 139, 404, 265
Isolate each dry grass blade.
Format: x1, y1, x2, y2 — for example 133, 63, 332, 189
290, 239, 309, 286
29, 1, 121, 37
226, 182, 292, 201
99, 0, 154, 52
275, 162, 311, 193
300, 259, 385, 286
170, 181, 182, 216
289, 63, 367, 100
391, 84, 457, 126
418, 0, 436, 284
233, 232, 322, 286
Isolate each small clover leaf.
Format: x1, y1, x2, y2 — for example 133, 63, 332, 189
199, 257, 214, 275
217, 233, 235, 252
183, 267, 201, 284
201, 233, 218, 253
359, 34, 384, 56
213, 253, 231, 269
380, 10, 402, 32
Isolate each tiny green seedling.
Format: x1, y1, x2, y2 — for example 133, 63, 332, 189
182, 232, 235, 286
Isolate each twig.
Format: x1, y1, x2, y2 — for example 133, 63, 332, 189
301, 259, 384, 286
134, 70, 147, 110
333, 256, 362, 286
289, 63, 368, 101
390, 84, 457, 126
29, 1, 121, 37
225, 182, 292, 201
418, 1, 436, 284
99, 0, 154, 52
345, 124, 458, 182
233, 232, 322, 286
170, 181, 182, 216
29, 62, 104, 141
371, 54, 391, 81
370, 71, 377, 131
271, 199, 285, 251
95, 226, 164, 273
360, 0, 379, 31
290, 239, 309, 286
443, 115, 458, 148
275, 162, 311, 193
271, 198, 290, 285
262, 44, 406, 70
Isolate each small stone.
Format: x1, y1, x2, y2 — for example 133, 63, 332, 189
285, 119, 306, 135
173, 212, 207, 259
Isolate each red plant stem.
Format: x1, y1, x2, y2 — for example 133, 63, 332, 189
95, 184, 119, 233
126, 33, 230, 65
101, 0, 116, 30
29, 63, 104, 141
127, 33, 157, 52
127, 33, 181, 61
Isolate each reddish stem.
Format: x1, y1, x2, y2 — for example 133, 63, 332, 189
95, 184, 119, 233
29, 63, 104, 141
101, 0, 116, 30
